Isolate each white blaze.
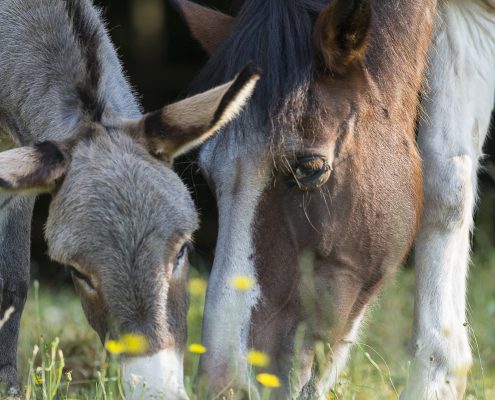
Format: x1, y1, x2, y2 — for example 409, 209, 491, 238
199, 149, 270, 387
316, 310, 366, 398
121, 349, 188, 400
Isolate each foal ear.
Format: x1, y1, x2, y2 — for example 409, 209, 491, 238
172, 0, 234, 55
0, 142, 69, 194
128, 64, 260, 164
314, 0, 372, 73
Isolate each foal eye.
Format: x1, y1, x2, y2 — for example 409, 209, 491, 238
69, 267, 95, 290
289, 155, 332, 190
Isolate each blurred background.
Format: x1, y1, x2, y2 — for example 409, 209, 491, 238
31, 0, 495, 283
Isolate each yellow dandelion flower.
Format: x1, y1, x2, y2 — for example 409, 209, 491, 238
231, 276, 255, 291
247, 350, 270, 368
34, 374, 43, 386
188, 343, 207, 354
188, 278, 207, 296
105, 339, 126, 355
256, 373, 281, 388
121, 334, 149, 355
105, 334, 149, 355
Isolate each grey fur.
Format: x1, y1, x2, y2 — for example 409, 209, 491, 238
0, 195, 33, 394
0, 0, 194, 395
0, 0, 141, 144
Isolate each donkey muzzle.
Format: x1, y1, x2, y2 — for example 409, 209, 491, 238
121, 349, 189, 399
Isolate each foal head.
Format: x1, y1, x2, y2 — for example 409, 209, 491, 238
0, 68, 258, 399
178, 0, 428, 395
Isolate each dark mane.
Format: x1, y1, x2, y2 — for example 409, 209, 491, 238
189, 0, 329, 139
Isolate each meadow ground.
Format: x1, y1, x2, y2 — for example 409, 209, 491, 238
16, 249, 495, 399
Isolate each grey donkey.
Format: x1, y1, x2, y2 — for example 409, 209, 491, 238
0, 0, 259, 398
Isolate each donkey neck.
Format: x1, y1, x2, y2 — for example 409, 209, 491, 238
0, 0, 141, 145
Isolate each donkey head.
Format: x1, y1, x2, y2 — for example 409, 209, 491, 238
0, 67, 259, 399
176, 0, 424, 396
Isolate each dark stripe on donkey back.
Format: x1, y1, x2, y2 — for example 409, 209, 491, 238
63, 0, 105, 122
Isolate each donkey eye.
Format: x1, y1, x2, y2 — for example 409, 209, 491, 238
289, 155, 332, 190
177, 243, 188, 261
174, 242, 192, 272
69, 267, 95, 290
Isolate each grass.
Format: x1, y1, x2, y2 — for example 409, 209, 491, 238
16, 250, 495, 399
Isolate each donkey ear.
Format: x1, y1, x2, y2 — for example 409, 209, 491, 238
0, 142, 69, 194
172, 0, 234, 55
314, 0, 372, 73
128, 64, 260, 164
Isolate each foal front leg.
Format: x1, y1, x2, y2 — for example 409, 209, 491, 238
0, 194, 34, 397
403, 2, 495, 398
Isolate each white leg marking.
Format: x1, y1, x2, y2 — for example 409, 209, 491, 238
316, 310, 366, 399
404, 2, 495, 399
199, 151, 269, 390
121, 349, 188, 400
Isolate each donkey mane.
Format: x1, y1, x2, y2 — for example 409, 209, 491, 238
189, 0, 329, 140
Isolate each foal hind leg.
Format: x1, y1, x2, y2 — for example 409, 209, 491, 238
0, 194, 34, 397
403, 2, 495, 399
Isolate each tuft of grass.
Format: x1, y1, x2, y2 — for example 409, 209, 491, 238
20, 281, 123, 400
